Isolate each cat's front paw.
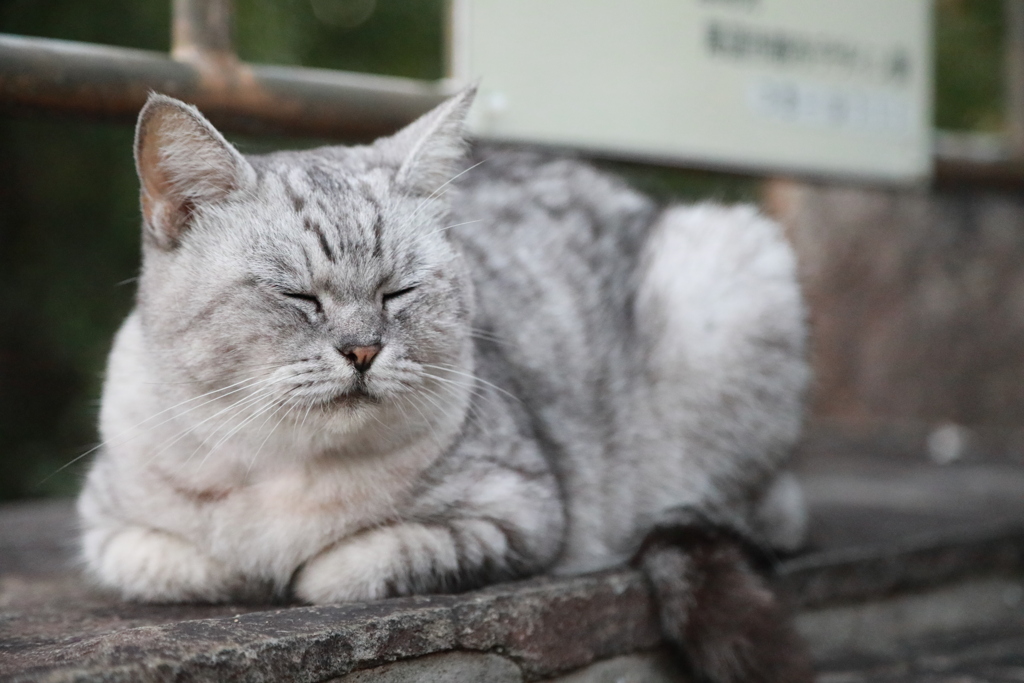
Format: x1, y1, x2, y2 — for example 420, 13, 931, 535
84, 526, 234, 602
293, 523, 461, 604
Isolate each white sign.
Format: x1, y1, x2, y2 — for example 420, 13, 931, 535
450, 0, 932, 181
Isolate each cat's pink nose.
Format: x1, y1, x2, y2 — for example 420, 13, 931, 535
340, 344, 381, 373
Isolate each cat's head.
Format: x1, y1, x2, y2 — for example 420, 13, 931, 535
131, 90, 477, 438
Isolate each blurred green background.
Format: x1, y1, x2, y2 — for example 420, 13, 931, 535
0, 0, 1008, 501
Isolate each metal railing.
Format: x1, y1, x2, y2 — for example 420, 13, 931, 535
0, 0, 453, 140
0, 0, 1023, 187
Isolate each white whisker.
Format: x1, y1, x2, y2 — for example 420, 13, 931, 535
420, 363, 521, 404
40, 373, 284, 484
400, 391, 446, 446
194, 388, 285, 463
431, 219, 483, 236
245, 400, 293, 475
200, 401, 281, 470
410, 158, 489, 222
418, 380, 494, 433
146, 379, 288, 464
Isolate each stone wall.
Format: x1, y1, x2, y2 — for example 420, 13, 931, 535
766, 179, 1024, 429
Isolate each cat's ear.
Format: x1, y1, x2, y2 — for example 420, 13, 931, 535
134, 93, 254, 249
388, 86, 476, 196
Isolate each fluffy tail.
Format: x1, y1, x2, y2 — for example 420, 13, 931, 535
635, 513, 813, 683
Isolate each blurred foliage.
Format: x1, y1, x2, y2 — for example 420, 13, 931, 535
0, 118, 139, 500
235, 0, 444, 79
596, 160, 760, 205
0, 0, 1011, 501
0, 0, 170, 49
935, 0, 1005, 132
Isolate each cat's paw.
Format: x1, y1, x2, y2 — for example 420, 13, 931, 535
85, 526, 234, 602
293, 523, 461, 604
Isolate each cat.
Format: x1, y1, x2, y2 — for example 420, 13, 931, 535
77, 88, 812, 682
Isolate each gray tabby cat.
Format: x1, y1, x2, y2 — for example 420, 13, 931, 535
78, 88, 811, 682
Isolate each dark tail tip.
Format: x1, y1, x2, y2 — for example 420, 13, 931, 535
637, 530, 814, 683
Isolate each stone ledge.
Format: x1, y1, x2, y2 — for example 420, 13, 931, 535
3, 519, 1023, 682
329, 651, 687, 683
2, 569, 662, 683
4, 442, 1024, 681
780, 521, 1024, 608
799, 576, 1024, 663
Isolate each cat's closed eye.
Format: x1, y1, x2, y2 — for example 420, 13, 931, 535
382, 285, 418, 304
282, 291, 323, 313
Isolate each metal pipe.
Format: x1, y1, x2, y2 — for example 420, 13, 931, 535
0, 33, 452, 140
172, 0, 235, 65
